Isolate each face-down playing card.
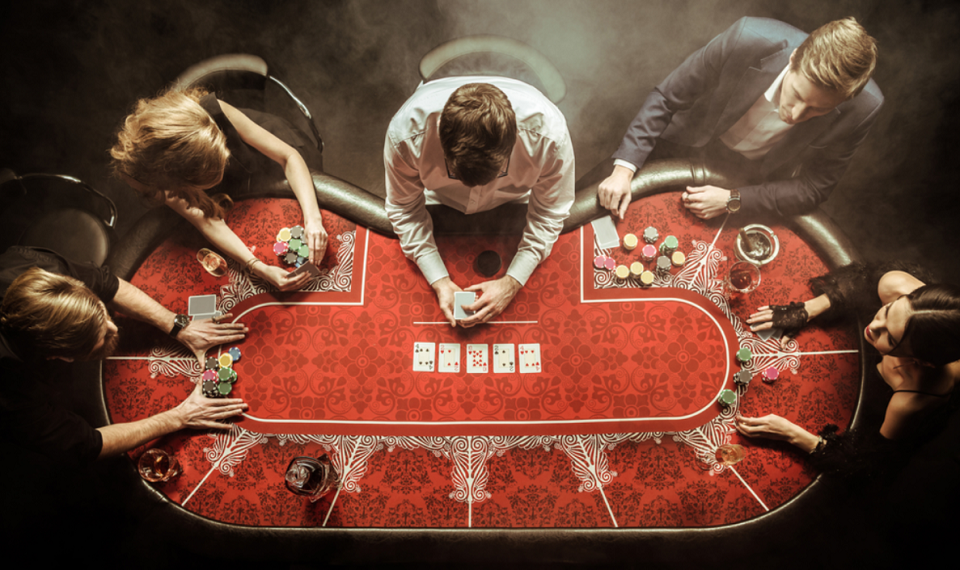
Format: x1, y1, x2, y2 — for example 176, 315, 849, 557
454, 292, 477, 321
466, 344, 488, 374
413, 342, 435, 372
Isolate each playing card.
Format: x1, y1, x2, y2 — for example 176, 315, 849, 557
454, 292, 477, 320
466, 344, 488, 374
592, 216, 620, 250
188, 294, 217, 316
413, 342, 435, 372
519, 344, 542, 373
756, 327, 783, 341
291, 261, 321, 278
438, 343, 460, 373
493, 344, 515, 373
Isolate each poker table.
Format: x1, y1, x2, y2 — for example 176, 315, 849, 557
100, 159, 865, 561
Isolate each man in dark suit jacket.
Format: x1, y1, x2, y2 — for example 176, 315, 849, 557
598, 17, 883, 219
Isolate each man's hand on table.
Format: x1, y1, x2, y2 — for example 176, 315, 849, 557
682, 185, 730, 219
174, 381, 248, 430
178, 314, 248, 363
598, 165, 634, 219
735, 414, 820, 453
461, 276, 522, 328
432, 276, 464, 327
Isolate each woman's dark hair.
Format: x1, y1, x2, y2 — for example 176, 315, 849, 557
902, 284, 960, 367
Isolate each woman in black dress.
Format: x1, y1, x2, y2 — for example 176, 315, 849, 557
737, 264, 960, 467
111, 88, 326, 291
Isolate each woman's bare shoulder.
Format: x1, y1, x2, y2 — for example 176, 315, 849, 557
878, 271, 925, 304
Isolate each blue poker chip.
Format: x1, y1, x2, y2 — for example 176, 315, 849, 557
228, 347, 241, 361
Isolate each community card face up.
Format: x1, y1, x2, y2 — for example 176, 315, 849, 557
413, 342, 435, 372
519, 344, 541, 373
467, 344, 488, 374
438, 343, 460, 373
493, 344, 515, 373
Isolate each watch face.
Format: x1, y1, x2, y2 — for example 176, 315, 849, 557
728, 199, 741, 213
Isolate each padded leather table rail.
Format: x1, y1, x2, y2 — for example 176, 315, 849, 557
101, 163, 861, 541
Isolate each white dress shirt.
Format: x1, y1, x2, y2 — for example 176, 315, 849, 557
614, 65, 793, 171
384, 76, 574, 286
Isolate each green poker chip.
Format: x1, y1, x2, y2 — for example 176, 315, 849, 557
718, 389, 737, 406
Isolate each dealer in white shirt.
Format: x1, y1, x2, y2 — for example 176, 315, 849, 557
384, 76, 574, 327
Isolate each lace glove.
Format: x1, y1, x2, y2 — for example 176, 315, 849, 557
770, 302, 809, 335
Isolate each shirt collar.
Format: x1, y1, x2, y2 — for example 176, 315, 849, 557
765, 65, 791, 104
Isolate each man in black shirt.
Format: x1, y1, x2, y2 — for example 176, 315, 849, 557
0, 246, 249, 462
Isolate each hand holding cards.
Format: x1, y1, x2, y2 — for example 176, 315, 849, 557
290, 261, 321, 279
454, 291, 476, 321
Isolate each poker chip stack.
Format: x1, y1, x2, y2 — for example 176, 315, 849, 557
202, 347, 242, 398
594, 225, 685, 286
274, 226, 309, 268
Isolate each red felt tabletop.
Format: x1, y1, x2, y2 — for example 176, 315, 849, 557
103, 193, 858, 528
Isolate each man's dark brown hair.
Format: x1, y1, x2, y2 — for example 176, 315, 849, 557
439, 83, 517, 187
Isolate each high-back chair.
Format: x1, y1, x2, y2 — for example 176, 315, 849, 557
419, 35, 566, 103
175, 53, 323, 166
0, 168, 117, 266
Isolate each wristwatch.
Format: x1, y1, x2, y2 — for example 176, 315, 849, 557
726, 189, 742, 214
169, 313, 189, 338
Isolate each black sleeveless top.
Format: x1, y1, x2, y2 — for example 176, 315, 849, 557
198, 94, 322, 200
806, 262, 958, 478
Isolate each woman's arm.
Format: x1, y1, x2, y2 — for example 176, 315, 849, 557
735, 414, 822, 453
220, 101, 328, 264
165, 194, 310, 292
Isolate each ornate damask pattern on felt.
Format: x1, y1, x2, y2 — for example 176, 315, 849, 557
102, 194, 859, 528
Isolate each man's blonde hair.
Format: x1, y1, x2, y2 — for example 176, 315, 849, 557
792, 17, 878, 99
0, 267, 115, 360
110, 87, 232, 219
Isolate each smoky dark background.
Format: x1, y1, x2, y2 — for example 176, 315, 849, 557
1, 0, 958, 567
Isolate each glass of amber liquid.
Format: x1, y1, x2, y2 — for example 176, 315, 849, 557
715, 444, 746, 466
138, 448, 180, 482
726, 261, 761, 295
285, 454, 339, 502
196, 248, 227, 277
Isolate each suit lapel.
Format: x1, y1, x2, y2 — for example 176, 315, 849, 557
715, 42, 791, 136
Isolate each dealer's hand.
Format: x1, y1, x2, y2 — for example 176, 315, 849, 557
303, 216, 328, 265
735, 414, 820, 453
431, 276, 463, 327
178, 313, 248, 362
461, 276, 522, 328
682, 185, 730, 219
256, 262, 311, 292
174, 381, 248, 430
598, 165, 635, 219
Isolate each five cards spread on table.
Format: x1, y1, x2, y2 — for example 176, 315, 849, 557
413, 342, 540, 373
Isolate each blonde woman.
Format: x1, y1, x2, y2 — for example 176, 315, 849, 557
111, 88, 326, 291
